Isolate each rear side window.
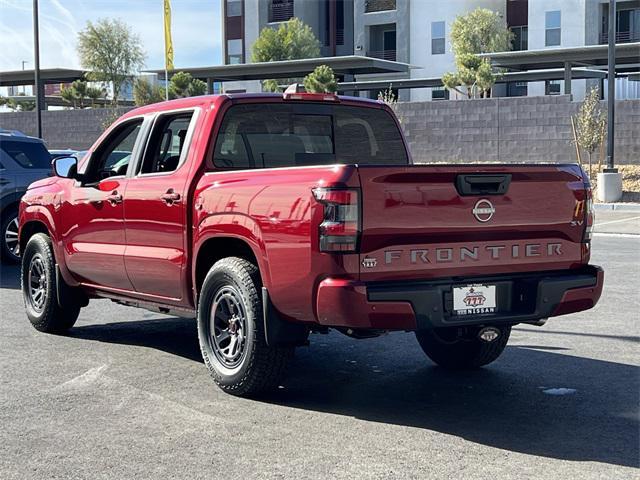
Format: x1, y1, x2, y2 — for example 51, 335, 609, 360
211, 103, 407, 169
0, 140, 51, 169
139, 112, 194, 174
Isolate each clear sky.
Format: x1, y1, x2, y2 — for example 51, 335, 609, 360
0, 0, 222, 72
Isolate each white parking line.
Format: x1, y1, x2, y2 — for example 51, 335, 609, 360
596, 215, 640, 227
593, 232, 640, 239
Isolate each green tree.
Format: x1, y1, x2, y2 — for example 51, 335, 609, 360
442, 8, 513, 99
5, 97, 36, 111
86, 86, 106, 107
573, 87, 606, 179
168, 71, 207, 98
133, 78, 165, 106
77, 19, 146, 106
251, 18, 321, 92
303, 65, 337, 93
61, 80, 87, 108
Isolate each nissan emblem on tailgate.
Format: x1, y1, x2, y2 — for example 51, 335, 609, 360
472, 199, 495, 222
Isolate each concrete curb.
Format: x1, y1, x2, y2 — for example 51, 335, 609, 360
594, 203, 640, 212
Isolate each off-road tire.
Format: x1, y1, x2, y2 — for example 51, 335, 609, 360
197, 257, 294, 396
1, 206, 20, 264
21, 233, 80, 333
416, 326, 511, 369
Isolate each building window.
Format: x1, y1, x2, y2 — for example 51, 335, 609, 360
601, 8, 640, 43
367, 24, 396, 61
507, 82, 528, 97
431, 21, 445, 55
226, 0, 242, 17
269, 0, 294, 23
545, 11, 561, 46
511, 25, 528, 51
431, 87, 449, 101
365, 0, 396, 13
546, 80, 561, 95
227, 39, 243, 64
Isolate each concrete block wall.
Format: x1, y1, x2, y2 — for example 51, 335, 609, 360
0, 108, 132, 150
395, 96, 639, 165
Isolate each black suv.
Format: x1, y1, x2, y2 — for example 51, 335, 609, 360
0, 131, 52, 263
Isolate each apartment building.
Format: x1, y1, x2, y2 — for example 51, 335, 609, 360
221, 0, 640, 100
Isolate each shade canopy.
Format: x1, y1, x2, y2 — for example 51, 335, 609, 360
0, 68, 87, 87
145, 55, 411, 82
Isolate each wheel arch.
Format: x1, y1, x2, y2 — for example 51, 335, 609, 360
193, 234, 268, 302
19, 219, 50, 254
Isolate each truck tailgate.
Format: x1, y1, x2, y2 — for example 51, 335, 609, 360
357, 164, 589, 282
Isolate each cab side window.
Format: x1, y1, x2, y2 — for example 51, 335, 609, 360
139, 113, 194, 174
84, 120, 143, 184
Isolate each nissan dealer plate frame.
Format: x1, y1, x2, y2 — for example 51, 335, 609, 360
452, 284, 497, 316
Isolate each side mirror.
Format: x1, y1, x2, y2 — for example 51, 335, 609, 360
52, 156, 78, 179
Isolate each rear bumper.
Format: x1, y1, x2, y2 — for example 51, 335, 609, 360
315, 265, 604, 330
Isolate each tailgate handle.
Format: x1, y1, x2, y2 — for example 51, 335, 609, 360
455, 174, 511, 196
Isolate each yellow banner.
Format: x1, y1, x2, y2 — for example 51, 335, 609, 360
164, 0, 174, 71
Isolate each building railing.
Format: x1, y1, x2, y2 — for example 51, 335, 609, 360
336, 28, 344, 46
367, 50, 397, 61
269, 1, 294, 23
600, 31, 640, 44
365, 0, 396, 14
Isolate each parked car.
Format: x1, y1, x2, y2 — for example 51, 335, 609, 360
0, 132, 52, 263
18, 91, 603, 396
49, 149, 84, 161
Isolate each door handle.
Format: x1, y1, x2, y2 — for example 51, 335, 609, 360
161, 189, 181, 205
107, 191, 123, 205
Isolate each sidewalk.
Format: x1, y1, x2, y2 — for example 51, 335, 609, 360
594, 203, 640, 213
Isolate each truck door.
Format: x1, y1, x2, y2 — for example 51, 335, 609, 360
61, 118, 145, 290
123, 109, 199, 301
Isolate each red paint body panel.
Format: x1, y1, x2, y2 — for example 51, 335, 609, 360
192, 165, 361, 323
19, 93, 603, 331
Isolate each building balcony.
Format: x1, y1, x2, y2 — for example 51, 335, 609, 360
365, 0, 396, 14
269, 0, 294, 23
367, 49, 397, 61
600, 31, 640, 44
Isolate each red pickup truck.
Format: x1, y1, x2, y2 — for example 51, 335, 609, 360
19, 91, 603, 396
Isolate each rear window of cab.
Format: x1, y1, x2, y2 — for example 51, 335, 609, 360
211, 103, 408, 169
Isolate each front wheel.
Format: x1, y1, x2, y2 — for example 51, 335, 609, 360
415, 325, 511, 369
197, 257, 294, 396
21, 233, 81, 333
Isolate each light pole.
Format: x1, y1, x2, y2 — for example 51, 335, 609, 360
33, 0, 43, 138
598, 0, 622, 202
606, 0, 616, 171
21, 60, 29, 95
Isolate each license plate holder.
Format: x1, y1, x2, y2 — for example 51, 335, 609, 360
452, 284, 497, 316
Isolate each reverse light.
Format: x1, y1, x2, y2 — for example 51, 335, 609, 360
312, 187, 360, 253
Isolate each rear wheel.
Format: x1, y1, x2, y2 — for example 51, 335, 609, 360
197, 257, 294, 396
415, 325, 511, 369
1, 206, 20, 263
21, 233, 81, 333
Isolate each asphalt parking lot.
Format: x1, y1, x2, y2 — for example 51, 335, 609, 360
0, 216, 638, 479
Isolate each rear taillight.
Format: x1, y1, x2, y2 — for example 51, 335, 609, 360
312, 187, 360, 253
584, 186, 594, 243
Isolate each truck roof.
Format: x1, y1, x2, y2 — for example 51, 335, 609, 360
121, 93, 385, 120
